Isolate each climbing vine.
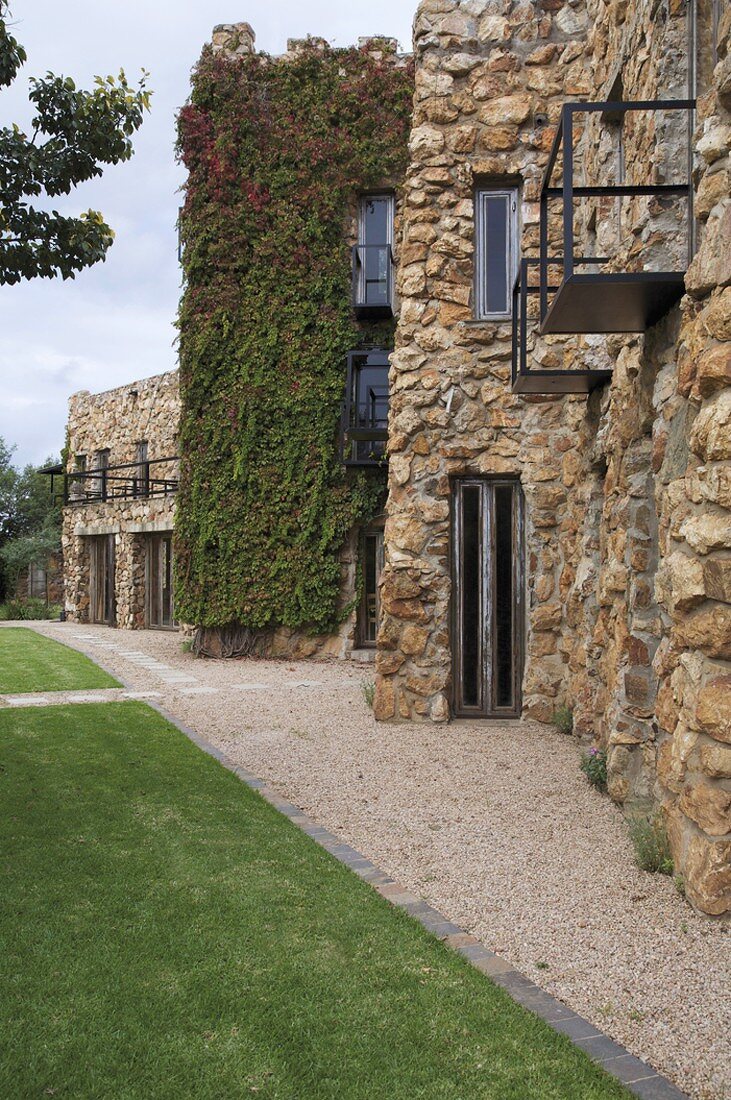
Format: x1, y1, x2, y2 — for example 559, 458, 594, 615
175, 40, 413, 633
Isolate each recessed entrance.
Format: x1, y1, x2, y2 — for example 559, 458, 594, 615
147, 533, 176, 630
452, 479, 524, 718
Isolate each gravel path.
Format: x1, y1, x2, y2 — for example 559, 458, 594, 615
10, 621, 730, 1100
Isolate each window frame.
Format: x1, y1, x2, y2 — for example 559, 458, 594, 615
474, 186, 519, 322
355, 192, 395, 310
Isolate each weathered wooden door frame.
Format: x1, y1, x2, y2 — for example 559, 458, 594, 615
451, 477, 524, 718
89, 534, 116, 626
146, 532, 176, 630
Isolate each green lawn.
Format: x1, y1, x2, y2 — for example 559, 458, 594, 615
0, 627, 118, 693
0, 701, 631, 1100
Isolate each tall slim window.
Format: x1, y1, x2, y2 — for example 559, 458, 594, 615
475, 187, 519, 320
354, 194, 394, 315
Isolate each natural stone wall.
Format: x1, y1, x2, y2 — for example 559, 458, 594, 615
62, 371, 180, 628
375, 0, 597, 724
375, 0, 729, 914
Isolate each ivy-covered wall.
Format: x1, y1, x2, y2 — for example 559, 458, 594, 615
175, 32, 413, 638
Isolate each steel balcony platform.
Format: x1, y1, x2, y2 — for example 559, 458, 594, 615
511, 368, 613, 395
539, 271, 687, 335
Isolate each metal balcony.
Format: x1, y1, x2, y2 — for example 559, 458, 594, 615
57, 457, 179, 506
511, 260, 613, 395
340, 349, 390, 466
352, 244, 394, 319
538, 100, 695, 335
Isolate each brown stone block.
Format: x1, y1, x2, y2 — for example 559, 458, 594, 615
686, 203, 731, 299
694, 344, 731, 398
478, 94, 532, 128
400, 624, 430, 657
683, 834, 731, 915
405, 672, 446, 697
375, 651, 405, 676
700, 741, 731, 778
532, 603, 562, 631
703, 558, 731, 603
373, 677, 395, 721
696, 675, 731, 743
381, 596, 429, 623
695, 169, 729, 221
529, 631, 557, 657
673, 605, 731, 660
679, 780, 731, 836
700, 287, 731, 342
479, 127, 519, 152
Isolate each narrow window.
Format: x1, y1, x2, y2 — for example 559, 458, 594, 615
135, 441, 149, 498
343, 350, 390, 465
359, 529, 384, 647
475, 187, 519, 320
354, 194, 394, 315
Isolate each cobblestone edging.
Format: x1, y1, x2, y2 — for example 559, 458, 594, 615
146, 699, 690, 1100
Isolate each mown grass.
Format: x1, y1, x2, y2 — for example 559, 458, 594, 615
0, 701, 632, 1099
0, 626, 118, 693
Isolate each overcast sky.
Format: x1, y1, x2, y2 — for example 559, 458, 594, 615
0, 1, 415, 467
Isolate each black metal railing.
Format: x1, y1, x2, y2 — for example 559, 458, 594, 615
511, 259, 613, 395
352, 244, 394, 318
538, 99, 695, 334
62, 456, 179, 506
340, 349, 390, 466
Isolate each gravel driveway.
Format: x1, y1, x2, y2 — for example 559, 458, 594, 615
11, 621, 730, 1100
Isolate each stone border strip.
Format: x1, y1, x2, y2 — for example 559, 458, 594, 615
141, 696, 689, 1100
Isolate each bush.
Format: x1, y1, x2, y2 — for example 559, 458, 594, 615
628, 812, 674, 875
552, 705, 573, 735
580, 746, 608, 792
0, 598, 60, 621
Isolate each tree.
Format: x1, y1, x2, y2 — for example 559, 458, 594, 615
0, 1, 151, 284
0, 436, 60, 599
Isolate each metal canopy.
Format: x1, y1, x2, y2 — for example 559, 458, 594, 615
538, 99, 695, 337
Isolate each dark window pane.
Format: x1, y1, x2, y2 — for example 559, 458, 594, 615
494, 485, 514, 708
461, 486, 482, 708
364, 197, 389, 244
484, 195, 508, 315
360, 197, 392, 306
353, 357, 389, 462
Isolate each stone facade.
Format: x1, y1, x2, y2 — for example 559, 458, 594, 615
373, 0, 730, 914
62, 370, 180, 628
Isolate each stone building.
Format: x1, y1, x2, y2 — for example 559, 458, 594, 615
372, 0, 730, 915
59, 1, 730, 913
61, 371, 179, 629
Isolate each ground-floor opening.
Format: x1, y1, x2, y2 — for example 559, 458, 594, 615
452, 478, 524, 718
89, 534, 116, 626
146, 532, 176, 630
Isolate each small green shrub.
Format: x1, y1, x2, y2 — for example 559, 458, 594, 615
180, 639, 193, 653
362, 679, 375, 709
552, 705, 573, 735
0, 598, 59, 621
580, 746, 608, 792
628, 812, 674, 875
